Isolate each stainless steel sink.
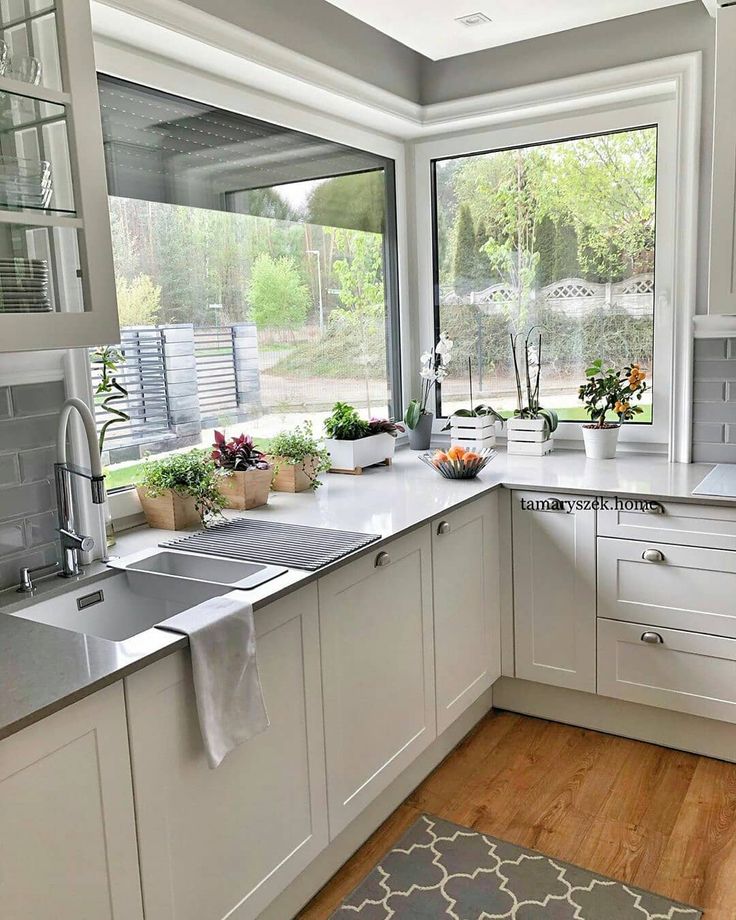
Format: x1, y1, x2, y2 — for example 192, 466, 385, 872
110, 548, 286, 596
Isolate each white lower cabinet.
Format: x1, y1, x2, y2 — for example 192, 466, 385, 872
0, 682, 143, 920
598, 618, 736, 723
432, 494, 501, 733
319, 526, 435, 838
512, 491, 597, 691
124, 585, 328, 920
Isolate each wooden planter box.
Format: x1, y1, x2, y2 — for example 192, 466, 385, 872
217, 468, 272, 510
271, 455, 319, 493
325, 433, 395, 475
506, 417, 553, 456
136, 486, 200, 531
450, 415, 496, 451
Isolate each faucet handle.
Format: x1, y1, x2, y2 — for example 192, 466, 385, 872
59, 528, 95, 553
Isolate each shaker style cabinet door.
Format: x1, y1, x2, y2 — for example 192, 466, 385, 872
318, 526, 435, 838
512, 491, 597, 692
124, 585, 328, 920
0, 0, 119, 351
432, 493, 501, 734
0, 682, 143, 920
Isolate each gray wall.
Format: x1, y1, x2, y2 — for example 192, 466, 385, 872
692, 339, 736, 463
0, 381, 63, 590
181, 0, 424, 102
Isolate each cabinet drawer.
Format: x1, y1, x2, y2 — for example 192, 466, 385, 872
598, 500, 736, 550
598, 618, 736, 724
598, 537, 736, 638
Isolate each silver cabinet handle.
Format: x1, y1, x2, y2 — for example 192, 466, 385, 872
437, 521, 450, 535
643, 501, 665, 515
641, 631, 664, 644
375, 551, 391, 568
642, 548, 665, 562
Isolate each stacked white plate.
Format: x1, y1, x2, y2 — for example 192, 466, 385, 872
0, 258, 51, 312
0, 156, 52, 210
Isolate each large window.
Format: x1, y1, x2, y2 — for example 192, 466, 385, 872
93, 76, 399, 489
433, 126, 657, 423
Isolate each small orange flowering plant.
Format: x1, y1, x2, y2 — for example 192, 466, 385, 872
578, 359, 648, 428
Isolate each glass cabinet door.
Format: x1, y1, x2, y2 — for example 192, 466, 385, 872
0, 0, 119, 351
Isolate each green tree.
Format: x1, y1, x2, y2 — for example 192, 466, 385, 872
454, 204, 477, 297
116, 274, 161, 327
247, 253, 311, 330
306, 171, 385, 233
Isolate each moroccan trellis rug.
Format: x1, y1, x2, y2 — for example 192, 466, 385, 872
330, 815, 702, 919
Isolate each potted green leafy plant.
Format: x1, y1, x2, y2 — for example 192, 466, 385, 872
324, 402, 404, 473
506, 328, 559, 456
404, 333, 453, 450
211, 430, 272, 509
269, 422, 331, 492
137, 450, 225, 530
578, 359, 648, 459
92, 345, 130, 547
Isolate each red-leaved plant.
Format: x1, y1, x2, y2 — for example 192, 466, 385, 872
211, 431, 271, 471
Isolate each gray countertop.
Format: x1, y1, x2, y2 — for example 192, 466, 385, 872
0, 447, 728, 741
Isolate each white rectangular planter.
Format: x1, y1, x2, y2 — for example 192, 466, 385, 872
450, 416, 496, 451
325, 433, 395, 474
507, 417, 553, 455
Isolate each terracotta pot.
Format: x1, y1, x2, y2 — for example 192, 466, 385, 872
271, 455, 319, 493
136, 486, 200, 530
217, 467, 272, 510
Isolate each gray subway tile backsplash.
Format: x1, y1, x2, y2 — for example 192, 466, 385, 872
0, 380, 64, 591
692, 337, 736, 463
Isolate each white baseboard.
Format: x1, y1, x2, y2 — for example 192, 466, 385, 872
258, 687, 494, 920
493, 677, 736, 763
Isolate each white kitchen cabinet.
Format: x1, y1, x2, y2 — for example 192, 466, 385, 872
124, 585, 328, 920
0, 0, 119, 351
319, 526, 435, 838
598, 536, 736, 638
598, 499, 736, 550
598, 618, 736, 724
512, 491, 597, 692
432, 494, 501, 734
0, 682, 143, 920
708, 3, 736, 315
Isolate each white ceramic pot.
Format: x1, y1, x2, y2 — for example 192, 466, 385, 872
582, 424, 620, 459
325, 433, 396, 472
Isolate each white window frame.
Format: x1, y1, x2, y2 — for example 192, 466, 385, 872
412, 57, 701, 462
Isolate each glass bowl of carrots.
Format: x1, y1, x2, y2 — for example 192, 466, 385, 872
419, 444, 497, 479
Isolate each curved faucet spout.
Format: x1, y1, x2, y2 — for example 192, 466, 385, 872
55, 398, 106, 578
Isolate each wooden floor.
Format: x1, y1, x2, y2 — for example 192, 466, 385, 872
299, 712, 736, 919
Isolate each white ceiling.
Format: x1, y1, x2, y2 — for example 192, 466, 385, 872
322, 0, 696, 60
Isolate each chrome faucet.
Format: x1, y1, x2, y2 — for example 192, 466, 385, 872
55, 398, 106, 578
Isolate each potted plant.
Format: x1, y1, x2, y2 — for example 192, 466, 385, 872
269, 422, 331, 492
324, 402, 404, 474
578, 359, 648, 459
137, 449, 225, 530
447, 358, 504, 450
211, 430, 272, 509
404, 333, 453, 450
506, 329, 559, 456
92, 345, 130, 548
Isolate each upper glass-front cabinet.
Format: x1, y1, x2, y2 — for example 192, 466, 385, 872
0, 0, 119, 352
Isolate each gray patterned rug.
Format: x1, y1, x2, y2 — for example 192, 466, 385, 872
331, 815, 701, 919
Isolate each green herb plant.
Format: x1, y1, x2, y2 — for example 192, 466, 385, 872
139, 449, 225, 525
270, 422, 331, 490
324, 402, 372, 441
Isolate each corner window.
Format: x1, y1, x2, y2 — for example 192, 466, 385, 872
432, 126, 657, 423
93, 75, 400, 490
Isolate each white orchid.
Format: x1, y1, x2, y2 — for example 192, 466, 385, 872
405, 333, 454, 429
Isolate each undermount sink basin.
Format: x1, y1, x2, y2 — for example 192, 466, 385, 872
122, 550, 286, 589
6, 572, 224, 642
